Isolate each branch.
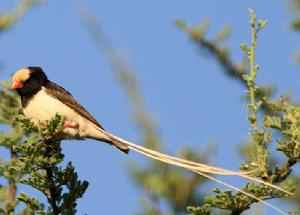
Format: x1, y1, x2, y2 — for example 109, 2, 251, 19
15, 115, 89, 214
5, 150, 17, 215
176, 19, 276, 114
271, 159, 297, 183
45, 142, 61, 215
245, 9, 268, 177
0, 0, 41, 32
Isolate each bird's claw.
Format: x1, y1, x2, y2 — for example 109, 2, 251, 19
64, 121, 79, 129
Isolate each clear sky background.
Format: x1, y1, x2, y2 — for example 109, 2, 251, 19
0, 0, 299, 214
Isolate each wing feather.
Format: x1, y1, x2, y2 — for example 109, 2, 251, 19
44, 81, 105, 130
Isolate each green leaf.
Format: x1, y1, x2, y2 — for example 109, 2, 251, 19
263, 115, 281, 129
258, 20, 268, 30
240, 43, 249, 54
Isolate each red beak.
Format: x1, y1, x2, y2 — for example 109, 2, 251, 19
11, 80, 24, 89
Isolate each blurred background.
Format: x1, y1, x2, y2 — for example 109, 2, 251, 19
0, 0, 299, 214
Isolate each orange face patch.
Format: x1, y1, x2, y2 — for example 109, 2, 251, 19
11, 68, 31, 89
12, 68, 31, 83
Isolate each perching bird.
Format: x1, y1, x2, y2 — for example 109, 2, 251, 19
12, 66, 129, 153
11, 67, 292, 213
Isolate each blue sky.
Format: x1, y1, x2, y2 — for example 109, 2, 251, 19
0, 0, 299, 214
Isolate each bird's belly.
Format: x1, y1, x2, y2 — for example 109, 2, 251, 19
24, 90, 78, 122
23, 89, 90, 138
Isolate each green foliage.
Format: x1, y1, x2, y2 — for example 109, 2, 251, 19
188, 178, 296, 214
18, 193, 45, 215
129, 148, 213, 214
83, 7, 300, 215
0, 83, 88, 214
185, 9, 299, 215
289, 0, 300, 31
0, 81, 24, 214
14, 115, 89, 215
288, 0, 300, 64
175, 17, 275, 113
0, 2, 299, 215
0, 0, 41, 32
187, 204, 211, 215
264, 100, 300, 162
1, 5, 89, 212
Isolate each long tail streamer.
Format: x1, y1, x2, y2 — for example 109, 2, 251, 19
107, 132, 292, 215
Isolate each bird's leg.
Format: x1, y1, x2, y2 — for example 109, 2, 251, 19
64, 120, 79, 129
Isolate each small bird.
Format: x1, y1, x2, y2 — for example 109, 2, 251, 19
12, 67, 129, 153
11, 68, 292, 211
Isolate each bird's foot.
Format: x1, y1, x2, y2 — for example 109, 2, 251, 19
64, 120, 79, 129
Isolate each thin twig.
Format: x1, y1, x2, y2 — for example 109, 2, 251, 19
271, 158, 297, 182
247, 10, 268, 177
45, 167, 59, 215
45, 142, 61, 215
195, 32, 276, 115
5, 150, 17, 215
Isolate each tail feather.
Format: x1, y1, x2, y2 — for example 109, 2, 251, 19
112, 140, 129, 154
89, 128, 129, 154
104, 132, 292, 215
104, 134, 129, 154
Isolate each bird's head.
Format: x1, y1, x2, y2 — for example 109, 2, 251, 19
12, 67, 48, 95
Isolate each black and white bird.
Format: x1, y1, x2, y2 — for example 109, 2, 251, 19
12, 66, 129, 153
11, 67, 291, 212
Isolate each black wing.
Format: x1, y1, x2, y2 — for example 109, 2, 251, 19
44, 81, 105, 130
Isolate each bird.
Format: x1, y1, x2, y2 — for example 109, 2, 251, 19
11, 67, 292, 212
11, 66, 129, 153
